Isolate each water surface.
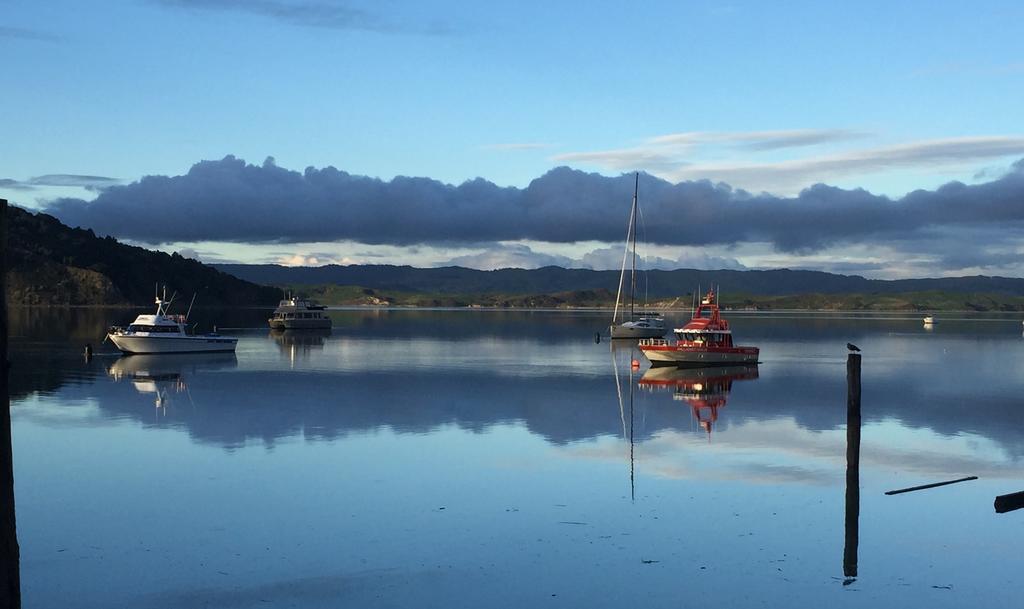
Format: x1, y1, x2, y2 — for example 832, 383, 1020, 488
10, 308, 1024, 608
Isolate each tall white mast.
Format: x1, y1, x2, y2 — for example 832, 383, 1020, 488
629, 172, 638, 321
612, 175, 638, 325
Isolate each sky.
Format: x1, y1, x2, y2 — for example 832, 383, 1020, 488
2, 0, 1024, 278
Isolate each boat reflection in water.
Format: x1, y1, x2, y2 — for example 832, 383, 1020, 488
107, 353, 238, 410
639, 364, 759, 436
270, 328, 333, 366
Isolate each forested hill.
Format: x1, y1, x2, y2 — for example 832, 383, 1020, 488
6, 206, 282, 305
214, 263, 1024, 297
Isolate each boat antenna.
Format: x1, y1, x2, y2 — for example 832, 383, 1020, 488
163, 290, 177, 314
186, 292, 197, 321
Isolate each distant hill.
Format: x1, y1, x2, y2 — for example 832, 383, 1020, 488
5, 206, 282, 306
215, 263, 1024, 298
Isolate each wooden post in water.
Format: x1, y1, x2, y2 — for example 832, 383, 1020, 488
0, 199, 20, 608
843, 352, 861, 579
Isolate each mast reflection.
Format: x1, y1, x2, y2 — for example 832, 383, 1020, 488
638, 365, 759, 437
611, 342, 640, 501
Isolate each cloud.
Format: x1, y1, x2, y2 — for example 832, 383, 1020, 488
552, 148, 682, 172
444, 243, 574, 270
28, 174, 121, 188
1, 174, 120, 191
158, 0, 450, 35
43, 154, 1024, 255
177, 247, 201, 260
645, 128, 867, 151
0, 179, 36, 192
0, 26, 62, 42
172, 246, 238, 264
667, 136, 1024, 193
270, 251, 364, 266
577, 246, 746, 272
278, 254, 324, 267
557, 135, 1024, 194
553, 128, 871, 180
441, 243, 746, 272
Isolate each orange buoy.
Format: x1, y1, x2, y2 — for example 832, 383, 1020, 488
631, 359, 640, 368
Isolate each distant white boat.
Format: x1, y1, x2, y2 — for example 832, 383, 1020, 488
923, 315, 935, 325
610, 173, 665, 339
106, 289, 236, 354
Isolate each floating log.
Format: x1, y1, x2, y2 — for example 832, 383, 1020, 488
885, 476, 978, 496
994, 491, 1024, 514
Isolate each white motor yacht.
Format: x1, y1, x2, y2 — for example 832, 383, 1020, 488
268, 296, 332, 330
106, 291, 237, 354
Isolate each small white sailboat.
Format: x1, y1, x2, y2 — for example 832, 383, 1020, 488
106, 287, 237, 354
610, 173, 665, 339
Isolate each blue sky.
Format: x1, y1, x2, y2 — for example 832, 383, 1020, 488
3, 1, 1024, 277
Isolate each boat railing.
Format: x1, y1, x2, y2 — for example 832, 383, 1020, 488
639, 338, 669, 347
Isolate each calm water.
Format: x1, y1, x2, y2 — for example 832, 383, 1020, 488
9, 308, 1024, 608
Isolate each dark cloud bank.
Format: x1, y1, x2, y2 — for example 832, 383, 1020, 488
45, 155, 1024, 254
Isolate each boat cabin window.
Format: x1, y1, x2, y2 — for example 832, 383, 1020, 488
128, 324, 180, 333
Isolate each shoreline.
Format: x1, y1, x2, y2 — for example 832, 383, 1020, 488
10, 303, 1024, 316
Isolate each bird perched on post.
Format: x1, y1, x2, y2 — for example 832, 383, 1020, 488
847, 343, 861, 352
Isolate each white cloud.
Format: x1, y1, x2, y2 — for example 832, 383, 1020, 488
555, 133, 1024, 195
666, 136, 1024, 193
177, 247, 200, 260
277, 254, 326, 267
552, 128, 867, 173
445, 243, 574, 270
552, 148, 681, 172
441, 243, 746, 272
578, 246, 746, 271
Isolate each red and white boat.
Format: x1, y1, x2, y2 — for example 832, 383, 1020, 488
638, 290, 759, 367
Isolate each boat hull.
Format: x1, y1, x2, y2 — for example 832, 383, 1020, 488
107, 334, 237, 354
610, 323, 665, 339
268, 318, 332, 330
640, 345, 759, 367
